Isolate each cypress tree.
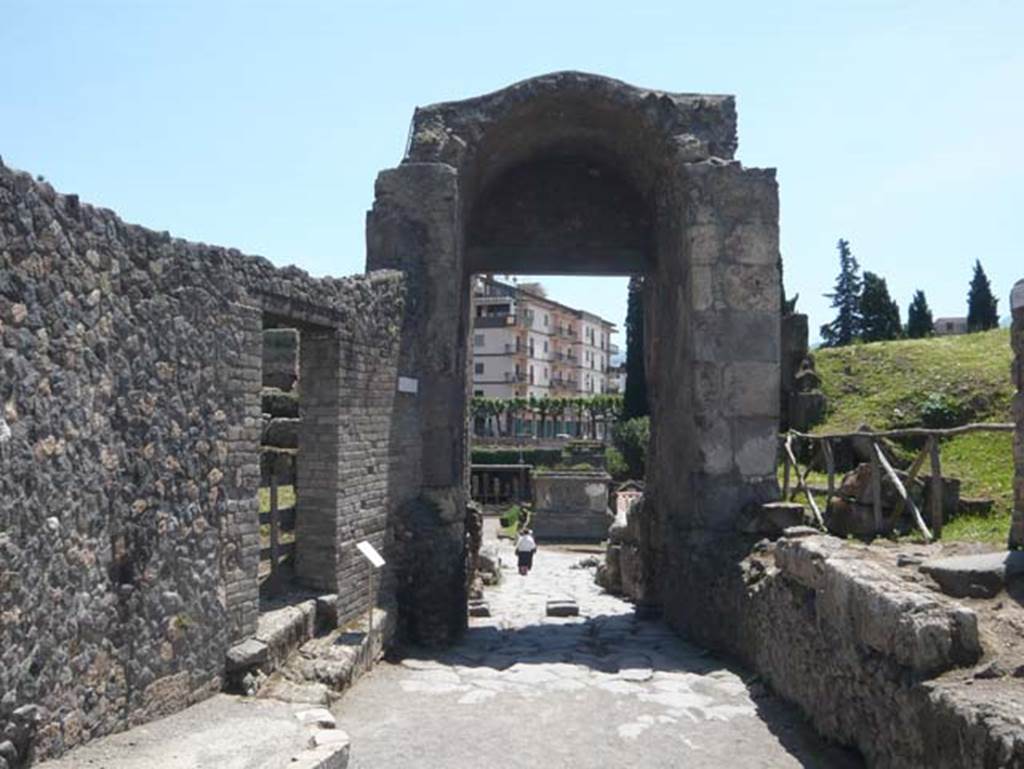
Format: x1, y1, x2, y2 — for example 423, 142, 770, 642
622, 275, 649, 419
906, 290, 934, 338
966, 260, 999, 331
859, 272, 902, 342
819, 239, 862, 347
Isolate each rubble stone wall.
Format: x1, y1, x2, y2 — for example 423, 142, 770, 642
667, 532, 1022, 768
1012, 279, 1024, 548
0, 160, 405, 763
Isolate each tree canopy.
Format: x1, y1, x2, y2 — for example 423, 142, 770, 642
819, 239, 863, 347
906, 290, 933, 338
859, 271, 902, 342
967, 259, 999, 332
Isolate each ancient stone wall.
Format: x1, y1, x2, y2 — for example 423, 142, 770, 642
1012, 279, 1024, 548
0, 159, 406, 763
671, 532, 1023, 768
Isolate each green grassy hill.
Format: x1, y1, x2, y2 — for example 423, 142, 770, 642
815, 328, 1013, 431
810, 328, 1015, 542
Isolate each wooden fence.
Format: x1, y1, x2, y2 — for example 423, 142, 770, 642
780, 423, 1014, 542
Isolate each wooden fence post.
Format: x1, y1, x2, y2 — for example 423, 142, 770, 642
929, 437, 943, 538
870, 443, 883, 534
782, 436, 792, 500
824, 439, 835, 501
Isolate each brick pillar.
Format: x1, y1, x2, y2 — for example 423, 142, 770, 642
295, 327, 341, 591
1010, 279, 1024, 549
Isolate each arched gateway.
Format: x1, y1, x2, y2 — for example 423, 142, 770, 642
367, 72, 781, 644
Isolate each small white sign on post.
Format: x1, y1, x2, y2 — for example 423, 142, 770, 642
356, 540, 386, 569
356, 541, 386, 639
397, 376, 419, 395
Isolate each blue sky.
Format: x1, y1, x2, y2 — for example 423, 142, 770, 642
2, 0, 1021, 343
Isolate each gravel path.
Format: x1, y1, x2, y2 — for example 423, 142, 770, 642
334, 539, 863, 769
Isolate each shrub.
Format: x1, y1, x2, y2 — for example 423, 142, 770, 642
605, 447, 629, 480
612, 417, 649, 480
918, 391, 971, 429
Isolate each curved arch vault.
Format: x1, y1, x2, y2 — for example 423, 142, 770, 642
366, 72, 781, 645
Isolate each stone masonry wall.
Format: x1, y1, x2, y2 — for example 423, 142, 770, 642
667, 531, 1023, 768
1011, 279, 1024, 548
0, 159, 405, 764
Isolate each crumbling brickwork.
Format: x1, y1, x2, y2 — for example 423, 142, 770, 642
0, 159, 406, 763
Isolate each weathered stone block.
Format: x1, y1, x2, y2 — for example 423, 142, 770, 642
723, 264, 780, 313
725, 362, 781, 418
685, 223, 721, 264
696, 417, 733, 474
733, 418, 778, 477
738, 502, 810, 536
546, 600, 579, 617
723, 222, 779, 265
226, 639, 269, 672
920, 551, 1024, 598
532, 471, 611, 541
692, 310, 780, 363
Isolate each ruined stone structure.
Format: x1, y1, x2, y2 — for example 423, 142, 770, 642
5, 73, 1021, 768
0, 162, 412, 763
367, 71, 782, 645
780, 312, 827, 431
1012, 279, 1024, 549
531, 469, 611, 541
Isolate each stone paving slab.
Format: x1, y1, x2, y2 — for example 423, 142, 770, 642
36, 695, 346, 769
334, 543, 863, 768
920, 551, 1024, 598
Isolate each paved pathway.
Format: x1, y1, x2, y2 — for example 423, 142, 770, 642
334, 540, 863, 769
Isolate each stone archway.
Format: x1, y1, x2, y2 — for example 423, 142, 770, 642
366, 72, 781, 645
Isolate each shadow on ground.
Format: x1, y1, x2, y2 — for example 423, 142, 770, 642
385, 609, 863, 769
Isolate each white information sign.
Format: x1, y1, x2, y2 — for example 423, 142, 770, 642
356, 541, 386, 569
397, 376, 419, 394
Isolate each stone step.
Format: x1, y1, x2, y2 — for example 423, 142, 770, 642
920, 551, 1024, 598
546, 599, 579, 617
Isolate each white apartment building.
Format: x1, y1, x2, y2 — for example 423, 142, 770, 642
471, 277, 619, 404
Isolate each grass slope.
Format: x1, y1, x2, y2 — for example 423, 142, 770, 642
812, 328, 1015, 543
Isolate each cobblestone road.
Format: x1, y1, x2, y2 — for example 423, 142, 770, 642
334, 536, 863, 768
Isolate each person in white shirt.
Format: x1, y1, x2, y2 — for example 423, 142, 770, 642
515, 528, 537, 575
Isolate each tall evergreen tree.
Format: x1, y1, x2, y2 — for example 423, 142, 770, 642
966, 259, 999, 331
906, 290, 934, 338
622, 275, 649, 419
859, 272, 902, 342
819, 239, 862, 347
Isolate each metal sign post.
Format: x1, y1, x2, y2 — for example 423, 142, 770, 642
356, 541, 386, 643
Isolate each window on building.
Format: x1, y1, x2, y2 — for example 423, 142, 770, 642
529, 365, 535, 384
544, 313, 549, 326
544, 340, 548, 353
474, 362, 484, 374
474, 389, 484, 397
474, 333, 485, 347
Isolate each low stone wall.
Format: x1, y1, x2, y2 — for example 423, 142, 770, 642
1011, 279, 1024, 548
664, 532, 1023, 768
0, 160, 407, 764
531, 470, 611, 541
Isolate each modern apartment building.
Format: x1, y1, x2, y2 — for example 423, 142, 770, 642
471, 277, 619, 400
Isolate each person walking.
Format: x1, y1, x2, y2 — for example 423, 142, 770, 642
515, 528, 537, 576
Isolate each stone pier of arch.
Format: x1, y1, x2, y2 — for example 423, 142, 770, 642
366, 72, 782, 647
